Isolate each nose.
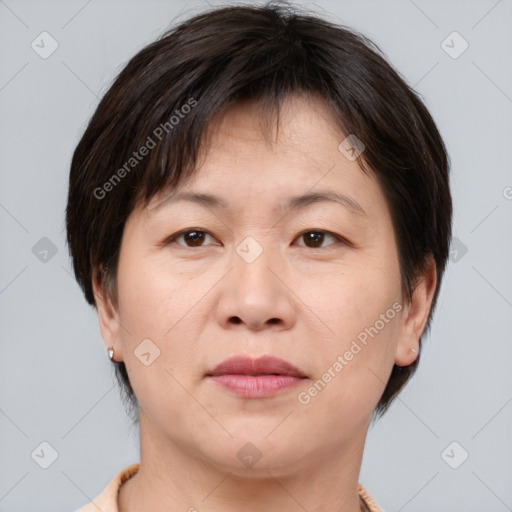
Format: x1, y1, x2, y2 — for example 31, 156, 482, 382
213, 241, 297, 332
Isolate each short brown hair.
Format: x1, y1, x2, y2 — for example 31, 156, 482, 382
66, 1, 452, 426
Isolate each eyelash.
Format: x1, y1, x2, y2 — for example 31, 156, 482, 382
163, 228, 349, 250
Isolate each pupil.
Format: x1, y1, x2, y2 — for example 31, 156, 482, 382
183, 231, 325, 248
306, 231, 323, 247
186, 231, 204, 246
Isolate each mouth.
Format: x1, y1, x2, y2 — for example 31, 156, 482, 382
205, 355, 307, 398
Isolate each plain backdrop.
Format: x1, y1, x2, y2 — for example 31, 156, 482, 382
1, 1, 511, 511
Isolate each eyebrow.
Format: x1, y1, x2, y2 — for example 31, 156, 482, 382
151, 189, 367, 217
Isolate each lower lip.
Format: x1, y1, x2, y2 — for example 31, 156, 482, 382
208, 374, 304, 398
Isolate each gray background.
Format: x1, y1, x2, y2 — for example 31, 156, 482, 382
1, 0, 511, 510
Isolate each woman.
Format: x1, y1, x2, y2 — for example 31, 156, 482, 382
67, 2, 452, 511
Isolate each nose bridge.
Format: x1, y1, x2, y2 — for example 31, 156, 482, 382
235, 232, 269, 266
233, 232, 280, 291
213, 231, 296, 330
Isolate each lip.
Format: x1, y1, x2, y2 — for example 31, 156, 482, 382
206, 355, 307, 398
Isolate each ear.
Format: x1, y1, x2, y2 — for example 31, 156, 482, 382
92, 266, 124, 361
395, 255, 437, 367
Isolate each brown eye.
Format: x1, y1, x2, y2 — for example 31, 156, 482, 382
164, 228, 346, 250
296, 230, 343, 249
168, 229, 215, 247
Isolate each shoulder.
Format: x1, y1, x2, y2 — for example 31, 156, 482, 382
74, 463, 140, 512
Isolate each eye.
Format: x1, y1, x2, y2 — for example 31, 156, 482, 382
294, 230, 346, 249
166, 229, 217, 248
163, 228, 348, 250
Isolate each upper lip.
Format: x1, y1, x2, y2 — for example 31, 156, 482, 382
206, 355, 307, 378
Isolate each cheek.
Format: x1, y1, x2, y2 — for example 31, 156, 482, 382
116, 250, 204, 386
306, 261, 401, 342
116, 260, 197, 423
300, 242, 402, 391
116, 251, 191, 337
297, 277, 401, 437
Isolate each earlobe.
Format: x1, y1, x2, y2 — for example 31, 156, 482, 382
395, 345, 419, 367
394, 256, 437, 367
92, 266, 123, 358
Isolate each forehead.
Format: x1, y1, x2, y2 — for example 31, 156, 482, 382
146, 93, 380, 217
205, 93, 344, 155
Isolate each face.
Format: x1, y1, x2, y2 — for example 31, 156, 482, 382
95, 93, 434, 475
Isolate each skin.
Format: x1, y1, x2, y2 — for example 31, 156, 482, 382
93, 92, 437, 512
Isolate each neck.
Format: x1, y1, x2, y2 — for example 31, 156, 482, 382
118, 412, 369, 512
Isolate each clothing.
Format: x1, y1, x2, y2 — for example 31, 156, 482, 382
75, 463, 383, 512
